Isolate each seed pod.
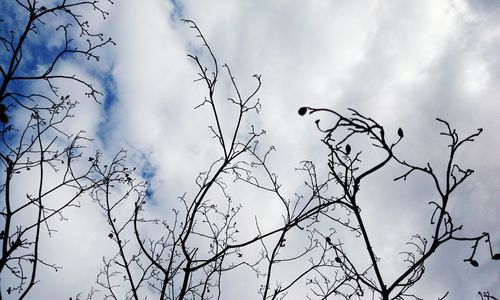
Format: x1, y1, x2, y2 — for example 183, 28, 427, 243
298, 107, 308, 116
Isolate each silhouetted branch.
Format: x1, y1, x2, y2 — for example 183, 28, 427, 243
298, 106, 499, 299
87, 18, 498, 300
1, 1, 114, 298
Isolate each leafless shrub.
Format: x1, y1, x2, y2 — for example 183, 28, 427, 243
1, 1, 114, 298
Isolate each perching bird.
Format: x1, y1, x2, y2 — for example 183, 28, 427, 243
398, 127, 404, 138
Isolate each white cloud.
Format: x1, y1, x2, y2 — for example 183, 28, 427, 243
99, 0, 500, 298
6, 0, 500, 298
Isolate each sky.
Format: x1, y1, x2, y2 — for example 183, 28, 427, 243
1, 0, 500, 299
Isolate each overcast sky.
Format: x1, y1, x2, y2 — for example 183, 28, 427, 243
3, 0, 500, 299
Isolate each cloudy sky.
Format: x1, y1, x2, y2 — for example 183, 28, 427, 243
2, 0, 500, 299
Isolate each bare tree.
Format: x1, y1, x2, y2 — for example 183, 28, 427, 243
0, 1, 114, 298
3, 2, 495, 299
90, 19, 267, 300
295, 107, 500, 299
92, 20, 498, 300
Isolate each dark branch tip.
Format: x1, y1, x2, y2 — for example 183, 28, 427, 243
298, 107, 308, 116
